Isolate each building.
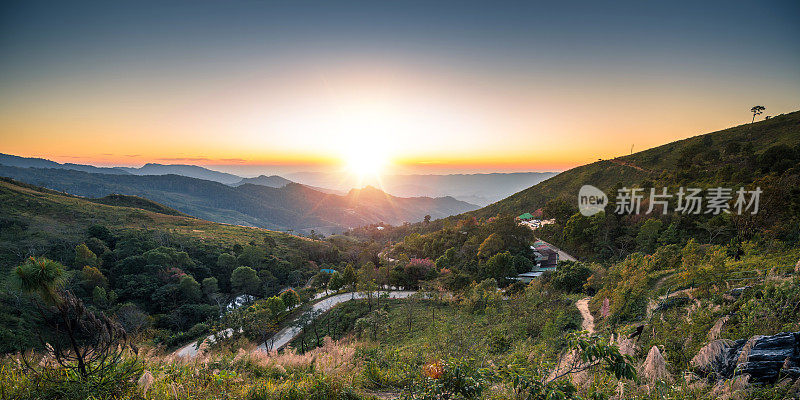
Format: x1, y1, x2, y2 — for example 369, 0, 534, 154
513, 240, 560, 282
532, 241, 559, 269
320, 268, 337, 274
517, 212, 535, 221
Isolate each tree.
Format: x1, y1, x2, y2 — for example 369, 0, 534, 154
237, 244, 266, 268
544, 197, 576, 225
424, 214, 431, 224
635, 218, 663, 253
179, 275, 202, 303
477, 233, 505, 259
116, 303, 151, 336
80, 265, 108, 291
482, 252, 516, 285
329, 272, 344, 292
550, 261, 593, 293
217, 252, 237, 271
750, 105, 765, 123
201, 277, 219, 298
263, 296, 285, 316
342, 264, 358, 291
563, 213, 592, 248
13, 257, 139, 392
280, 288, 300, 309
231, 266, 261, 295
310, 271, 330, 293
74, 243, 99, 269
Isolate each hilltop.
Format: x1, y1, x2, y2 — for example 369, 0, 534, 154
474, 110, 800, 219
0, 177, 318, 266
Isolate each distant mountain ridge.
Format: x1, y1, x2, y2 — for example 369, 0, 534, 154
0, 165, 479, 234
286, 171, 558, 205
233, 174, 294, 188
0, 153, 558, 204
0, 153, 130, 175
116, 163, 243, 184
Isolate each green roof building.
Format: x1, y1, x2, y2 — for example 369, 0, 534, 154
517, 212, 534, 221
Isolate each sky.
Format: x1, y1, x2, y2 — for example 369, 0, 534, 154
1, 0, 799, 175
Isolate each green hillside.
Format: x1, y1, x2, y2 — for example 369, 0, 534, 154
0, 177, 377, 353
475, 110, 800, 218
87, 193, 188, 216
0, 177, 312, 266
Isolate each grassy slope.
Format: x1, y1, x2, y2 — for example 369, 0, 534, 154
87, 194, 187, 216
472, 110, 800, 218
0, 178, 318, 271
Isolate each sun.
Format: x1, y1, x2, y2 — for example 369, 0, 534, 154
341, 137, 391, 183
345, 149, 387, 177
330, 101, 397, 184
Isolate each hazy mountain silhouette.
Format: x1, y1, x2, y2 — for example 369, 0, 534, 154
0, 165, 478, 234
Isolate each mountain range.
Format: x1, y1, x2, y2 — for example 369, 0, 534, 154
285, 171, 558, 206
0, 164, 478, 234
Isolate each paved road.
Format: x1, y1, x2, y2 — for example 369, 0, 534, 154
255, 291, 416, 353
174, 291, 417, 358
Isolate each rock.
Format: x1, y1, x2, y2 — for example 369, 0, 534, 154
692, 331, 800, 383
735, 332, 799, 382
641, 346, 672, 382
691, 339, 742, 379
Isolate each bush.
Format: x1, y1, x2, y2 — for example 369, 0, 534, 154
550, 261, 593, 293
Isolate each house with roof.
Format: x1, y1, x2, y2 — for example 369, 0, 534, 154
517, 212, 535, 221
514, 241, 560, 283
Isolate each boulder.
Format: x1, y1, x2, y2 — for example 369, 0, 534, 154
691, 339, 742, 378
692, 331, 800, 383
735, 332, 800, 382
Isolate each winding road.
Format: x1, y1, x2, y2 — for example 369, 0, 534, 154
255, 291, 416, 353
174, 291, 416, 358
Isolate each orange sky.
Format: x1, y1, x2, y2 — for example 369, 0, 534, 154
1, 2, 799, 175
2, 60, 796, 175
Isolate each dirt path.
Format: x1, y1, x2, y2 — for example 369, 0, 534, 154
575, 297, 594, 334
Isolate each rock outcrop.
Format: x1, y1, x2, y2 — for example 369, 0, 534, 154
691, 331, 800, 383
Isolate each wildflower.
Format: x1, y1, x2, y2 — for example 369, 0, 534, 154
423, 361, 443, 380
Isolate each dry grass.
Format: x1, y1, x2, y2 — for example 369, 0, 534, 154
640, 346, 671, 383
